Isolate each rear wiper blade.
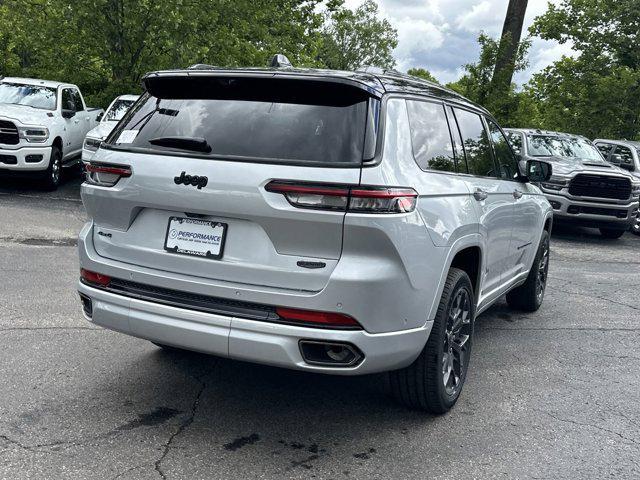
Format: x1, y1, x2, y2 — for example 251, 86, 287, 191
148, 136, 212, 153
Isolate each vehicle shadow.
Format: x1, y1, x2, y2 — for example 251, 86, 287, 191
0, 168, 83, 197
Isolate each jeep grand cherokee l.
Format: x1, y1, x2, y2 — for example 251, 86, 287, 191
505, 129, 640, 238
77, 64, 553, 413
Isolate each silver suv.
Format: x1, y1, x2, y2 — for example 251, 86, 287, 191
77, 65, 553, 413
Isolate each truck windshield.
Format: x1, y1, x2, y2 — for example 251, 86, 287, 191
527, 135, 603, 161
105, 77, 374, 165
105, 99, 136, 122
0, 82, 57, 110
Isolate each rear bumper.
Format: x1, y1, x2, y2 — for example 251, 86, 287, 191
0, 145, 51, 171
77, 221, 432, 374
78, 281, 430, 375
543, 191, 638, 229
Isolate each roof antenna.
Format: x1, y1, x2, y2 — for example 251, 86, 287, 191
269, 54, 292, 68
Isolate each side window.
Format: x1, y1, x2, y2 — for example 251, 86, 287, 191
453, 108, 496, 178
612, 145, 634, 170
506, 132, 523, 155
71, 89, 84, 111
487, 119, 520, 180
596, 143, 614, 159
406, 100, 456, 172
445, 106, 468, 173
61, 89, 75, 111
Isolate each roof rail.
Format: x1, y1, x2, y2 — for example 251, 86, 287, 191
269, 54, 292, 68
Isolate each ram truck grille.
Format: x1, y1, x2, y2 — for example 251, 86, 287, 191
568, 174, 631, 201
0, 120, 19, 145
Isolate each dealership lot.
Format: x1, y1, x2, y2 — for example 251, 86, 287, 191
0, 175, 639, 479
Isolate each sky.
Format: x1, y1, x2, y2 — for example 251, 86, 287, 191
344, 0, 575, 85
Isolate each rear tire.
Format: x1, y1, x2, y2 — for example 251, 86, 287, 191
599, 227, 625, 239
389, 268, 474, 413
41, 145, 62, 191
506, 230, 550, 312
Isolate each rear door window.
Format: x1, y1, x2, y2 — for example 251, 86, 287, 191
453, 108, 496, 178
106, 77, 374, 165
406, 100, 456, 173
487, 120, 520, 180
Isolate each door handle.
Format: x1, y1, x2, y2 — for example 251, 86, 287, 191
513, 189, 523, 199
473, 188, 488, 201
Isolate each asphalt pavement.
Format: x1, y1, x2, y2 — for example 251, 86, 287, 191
1, 172, 639, 479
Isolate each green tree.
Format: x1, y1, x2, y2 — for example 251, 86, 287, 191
530, 0, 640, 139
407, 68, 439, 84
490, 0, 528, 104
317, 0, 397, 70
447, 33, 531, 126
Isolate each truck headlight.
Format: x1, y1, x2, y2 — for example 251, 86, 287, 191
18, 126, 49, 143
84, 138, 102, 152
632, 183, 640, 197
541, 176, 570, 191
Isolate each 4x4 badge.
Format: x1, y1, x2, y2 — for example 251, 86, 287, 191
174, 171, 208, 190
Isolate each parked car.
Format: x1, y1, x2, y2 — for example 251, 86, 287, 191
82, 94, 140, 163
505, 129, 640, 239
593, 139, 640, 235
78, 61, 553, 413
0, 77, 104, 189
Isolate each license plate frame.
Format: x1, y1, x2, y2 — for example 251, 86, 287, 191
163, 216, 227, 260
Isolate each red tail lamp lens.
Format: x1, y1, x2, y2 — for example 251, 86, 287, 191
276, 307, 361, 328
80, 268, 111, 287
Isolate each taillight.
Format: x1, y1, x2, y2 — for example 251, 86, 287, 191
85, 163, 131, 187
265, 181, 417, 213
80, 268, 111, 287
276, 307, 362, 329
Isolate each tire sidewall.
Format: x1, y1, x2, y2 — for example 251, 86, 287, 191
432, 271, 475, 409
44, 146, 62, 189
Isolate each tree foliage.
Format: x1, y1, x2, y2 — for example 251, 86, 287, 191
0, 0, 396, 107
529, 0, 640, 139
317, 0, 397, 71
446, 33, 531, 126
407, 68, 439, 84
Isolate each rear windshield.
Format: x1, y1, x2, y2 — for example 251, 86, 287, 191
105, 77, 374, 165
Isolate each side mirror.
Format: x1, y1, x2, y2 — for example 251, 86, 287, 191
96, 112, 104, 122
526, 160, 552, 183
62, 109, 76, 119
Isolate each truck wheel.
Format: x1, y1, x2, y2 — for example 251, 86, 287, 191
506, 230, 550, 312
41, 146, 62, 191
389, 268, 474, 413
632, 215, 640, 236
599, 227, 625, 239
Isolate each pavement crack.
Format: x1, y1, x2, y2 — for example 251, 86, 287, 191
536, 410, 640, 446
153, 372, 209, 479
552, 285, 640, 312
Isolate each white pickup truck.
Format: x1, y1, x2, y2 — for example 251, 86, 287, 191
0, 77, 104, 189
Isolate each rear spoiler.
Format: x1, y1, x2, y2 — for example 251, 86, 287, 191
141, 69, 385, 100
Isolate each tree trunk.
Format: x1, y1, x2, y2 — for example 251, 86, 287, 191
491, 0, 528, 96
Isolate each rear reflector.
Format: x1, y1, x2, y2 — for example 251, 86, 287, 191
80, 268, 112, 287
276, 307, 361, 328
266, 181, 417, 213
